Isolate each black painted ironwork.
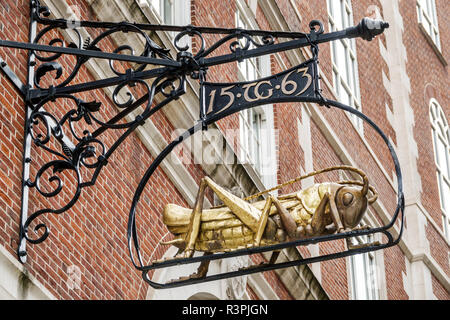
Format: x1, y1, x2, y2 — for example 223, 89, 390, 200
202, 59, 318, 121
0, 0, 402, 288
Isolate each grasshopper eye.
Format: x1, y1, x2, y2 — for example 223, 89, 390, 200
343, 193, 354, 206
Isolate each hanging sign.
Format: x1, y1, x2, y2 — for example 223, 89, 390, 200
202, 59, 318, 121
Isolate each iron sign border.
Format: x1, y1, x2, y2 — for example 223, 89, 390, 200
130, 97, 404, 289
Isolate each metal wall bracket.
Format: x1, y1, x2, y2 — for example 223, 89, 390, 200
0, 0, 402, 287
0, 58, 30, 263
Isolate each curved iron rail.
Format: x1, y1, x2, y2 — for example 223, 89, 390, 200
127, 97, 404, 289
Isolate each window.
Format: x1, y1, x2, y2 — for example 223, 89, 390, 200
146, 0, 190, 46
350, 234, 379, 300
150, 0, 174, 24
416, 0, 441, 50
240, 108, 264, 175
430, 100, 450, 241
237, 9, 263, 174
327, 0, 362, 130
236, 9, 276, 188
236, 10, 260, 83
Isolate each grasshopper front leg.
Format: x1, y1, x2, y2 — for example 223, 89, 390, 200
272, 193, 331, 239
273, 191, 342, 239
321, 186, 345, 234
272, 196, 298, 238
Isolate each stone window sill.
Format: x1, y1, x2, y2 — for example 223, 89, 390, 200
418, 23, 447, 67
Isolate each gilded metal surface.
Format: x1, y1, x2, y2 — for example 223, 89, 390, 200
162, 166, 378, 255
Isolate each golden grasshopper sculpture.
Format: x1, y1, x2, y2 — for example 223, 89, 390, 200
161, 166, 378, 279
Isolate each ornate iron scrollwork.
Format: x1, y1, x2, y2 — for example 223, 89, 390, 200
0, 0, 402, 288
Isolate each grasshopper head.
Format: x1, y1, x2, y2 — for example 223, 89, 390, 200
335, 186, 369, 229
332, 167, 378, 229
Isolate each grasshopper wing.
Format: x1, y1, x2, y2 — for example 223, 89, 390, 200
204, 177, 262, 233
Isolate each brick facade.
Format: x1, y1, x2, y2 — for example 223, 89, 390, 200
0, 0, 448, 300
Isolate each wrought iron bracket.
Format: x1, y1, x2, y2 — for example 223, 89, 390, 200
0, 0, 402, 288
0, 58, 27, 96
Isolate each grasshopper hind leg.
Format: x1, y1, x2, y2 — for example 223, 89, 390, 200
168, 252, 213, 283
191, 252, 213, 279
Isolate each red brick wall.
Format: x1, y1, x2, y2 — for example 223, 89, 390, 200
191, 0, 241, 152
398, 0, 449, 299
0, 0, 208, 300
432, 273, 450, 300
384, 246, 409, 300
427, 223, 450, 277
246, 283, 259, 300
401, 0, 449, 228
311, 120, 349, 300
0, 0, 30, 272
250, 254, 293, 300
352, 0, 396, 175
0, 0, 448, 301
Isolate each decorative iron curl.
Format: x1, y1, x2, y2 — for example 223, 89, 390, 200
230, 32, 275, 52
172, 25, 276, 60
29, 110, 70, 161
22, 160, 82, 244
195, 31, 276, 60
89, 77, 157, 130
72, 136, 107, 170
32, 0, 54, 24
31, 8, 173, 90
64, 100, 102, 142
21, 140, 104, 244
93, 22, 171, 76
30, 94, 99, 144
33, 25, 82, 62
32, 24, 82, 89
174, 29, 206, 57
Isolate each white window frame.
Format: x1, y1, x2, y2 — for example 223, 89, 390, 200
349, 233, 379, 300
340, 169, 381, 300
430, 99, 450, 241
236, 9, 260, 83
144, 0, 190, 50
416, 0, 441, 50
149, 0, 174, 24
327, 0, 362, 132
236, 8, 277, 189
147, 0, 190, 29
240, 108, 265, 174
